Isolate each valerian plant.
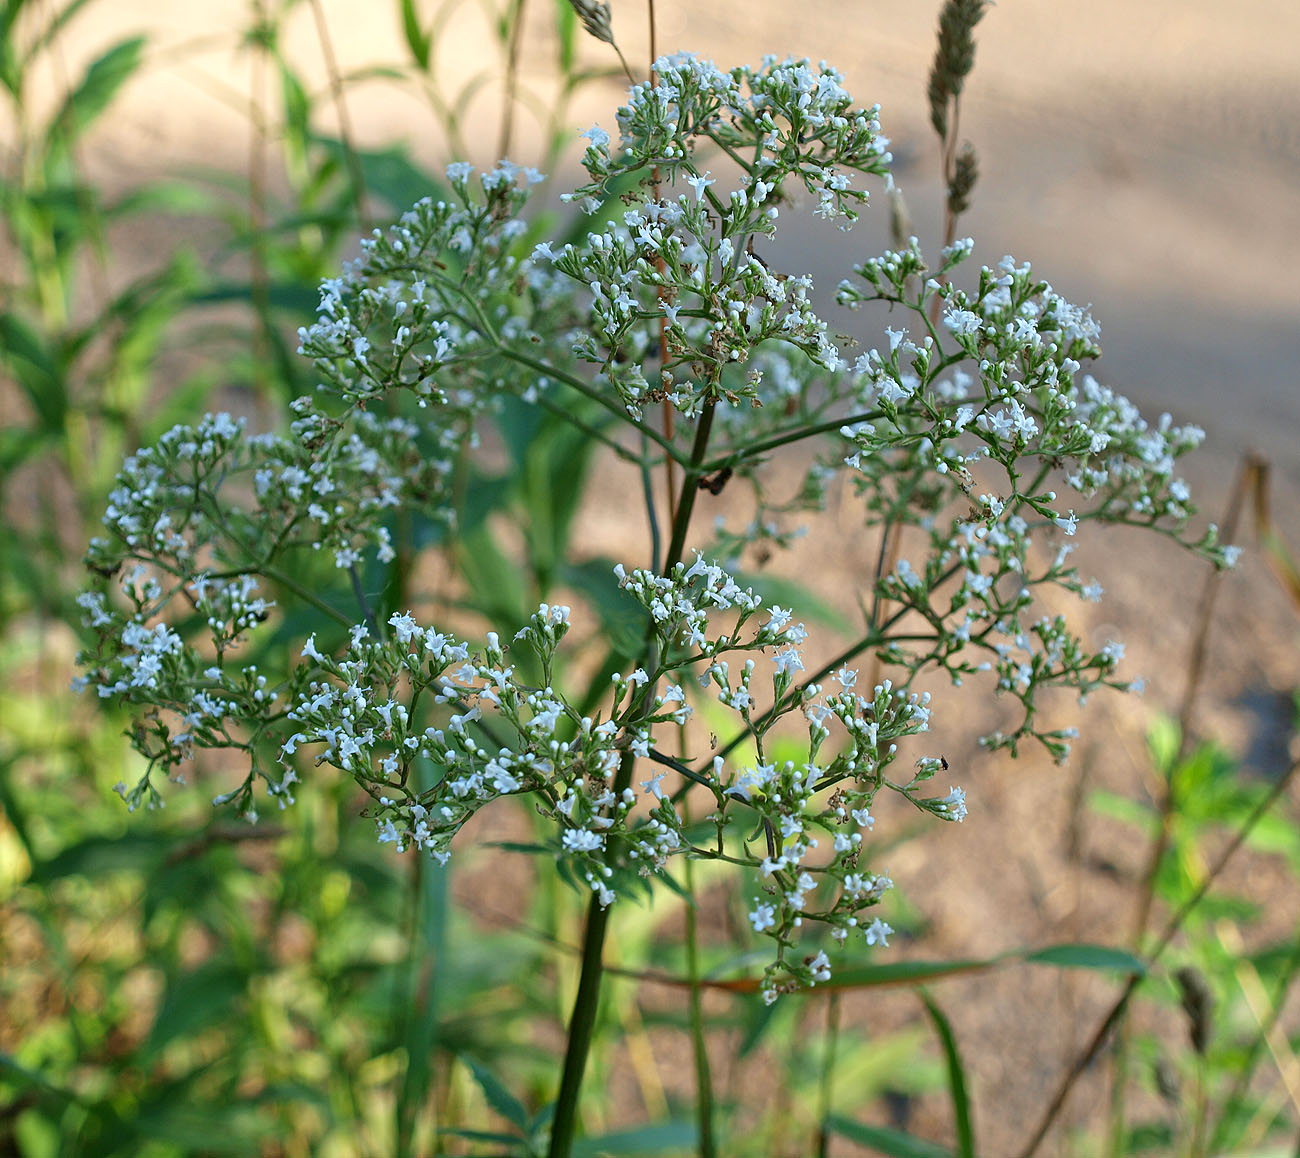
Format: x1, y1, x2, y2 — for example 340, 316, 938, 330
77, 52, 1234, 1147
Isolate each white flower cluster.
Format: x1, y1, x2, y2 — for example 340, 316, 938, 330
577, 55, 890, 226
608, 557, 967, 1000
74, 402, 457, 808
297, 159, 573, 414
542, 195, 842, 415
285, 604, 655, 907
77, 57, 1234, 1001
820, 248, 1235, 757
546, 54, 893, 417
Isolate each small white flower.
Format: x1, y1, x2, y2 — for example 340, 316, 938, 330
864, 918, 893, 947
772, 647, 804, 675
685, 170, 715, 201
937, 785, 967, 822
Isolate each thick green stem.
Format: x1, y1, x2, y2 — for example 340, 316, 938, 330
663, 401, 717, 571
547, 400, 718, 1158
548, 887, 616, 1158
684, 846, 717, 1157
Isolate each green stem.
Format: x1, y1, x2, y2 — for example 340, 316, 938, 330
500, 346, 687, 464
814, 993, 842, 1158
684, 854, 717, 1158
262, 563, 353, 628
663, 400, 717, 570
531, 389, 652, 468
696, 405, 884, 474
547, 882, 616, 1158
547, 399, 717, 1158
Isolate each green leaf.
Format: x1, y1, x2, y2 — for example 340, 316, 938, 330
1023, 944, 1145, 974
457, 522, 529, 627
1, 0, 97, 98
825, 1114, 952, 1157
823, 943, 1145, 992
147, 959, 248, 1051
462, 1056, 530, 1133
0, 422, 55, 472
735, 990, 781, 1058
521, 409, 603, 590
495, 392, 546, 472
561, 557, 648, 660
0, 1050, 83, 1107
278, 58, 311, 162
128, 1091, 273, 1153
399, 0, 431, 69
460, 472, 513, 535
1088, 789, 1153, 831
1146, 714, 1180, 776
310, 136, 447, 216
572, 1121, 697, 1156
0, 753, 39, 866
107, 178, 216, 220
48, 35, 145, 147
485, 841, 554, 856
918, 991, 974, 1158
0, 310, 64, 433
27, 831, 171, 884
553, 0, 578, 75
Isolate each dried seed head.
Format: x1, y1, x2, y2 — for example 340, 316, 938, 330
1175, 965, 1214, 1056
568, 0, 615, 46
928, 0, 989, 139
947, 142, 979, 217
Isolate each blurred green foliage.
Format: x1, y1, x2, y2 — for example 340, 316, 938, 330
1090, 713, 1300, 1156
2, 1, 1297, 1155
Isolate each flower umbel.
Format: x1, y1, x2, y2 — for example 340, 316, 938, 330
78, 60, 1228, 1000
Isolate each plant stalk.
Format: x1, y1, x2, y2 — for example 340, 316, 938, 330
548, 395, 717, 1157
548, 888, 616, 1158
683, 855, 717, 1157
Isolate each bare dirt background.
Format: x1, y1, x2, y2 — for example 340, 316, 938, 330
17, 0, 1300, 1152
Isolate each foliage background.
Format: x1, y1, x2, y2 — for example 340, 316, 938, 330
2, 1, 1299, 1154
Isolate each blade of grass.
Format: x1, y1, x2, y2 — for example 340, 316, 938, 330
825, 1113, 952, 1157
918, 990, 974, 1158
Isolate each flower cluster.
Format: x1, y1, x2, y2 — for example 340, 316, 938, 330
575, 54, 891, 226
545, 54, 892, 417
74, 404, 453, 810
78, 56, 1232, 998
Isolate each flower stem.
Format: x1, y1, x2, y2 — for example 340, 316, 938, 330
547, 886, 615, 1158
684, 854, 717, 1158
548, 398, 718, 1157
